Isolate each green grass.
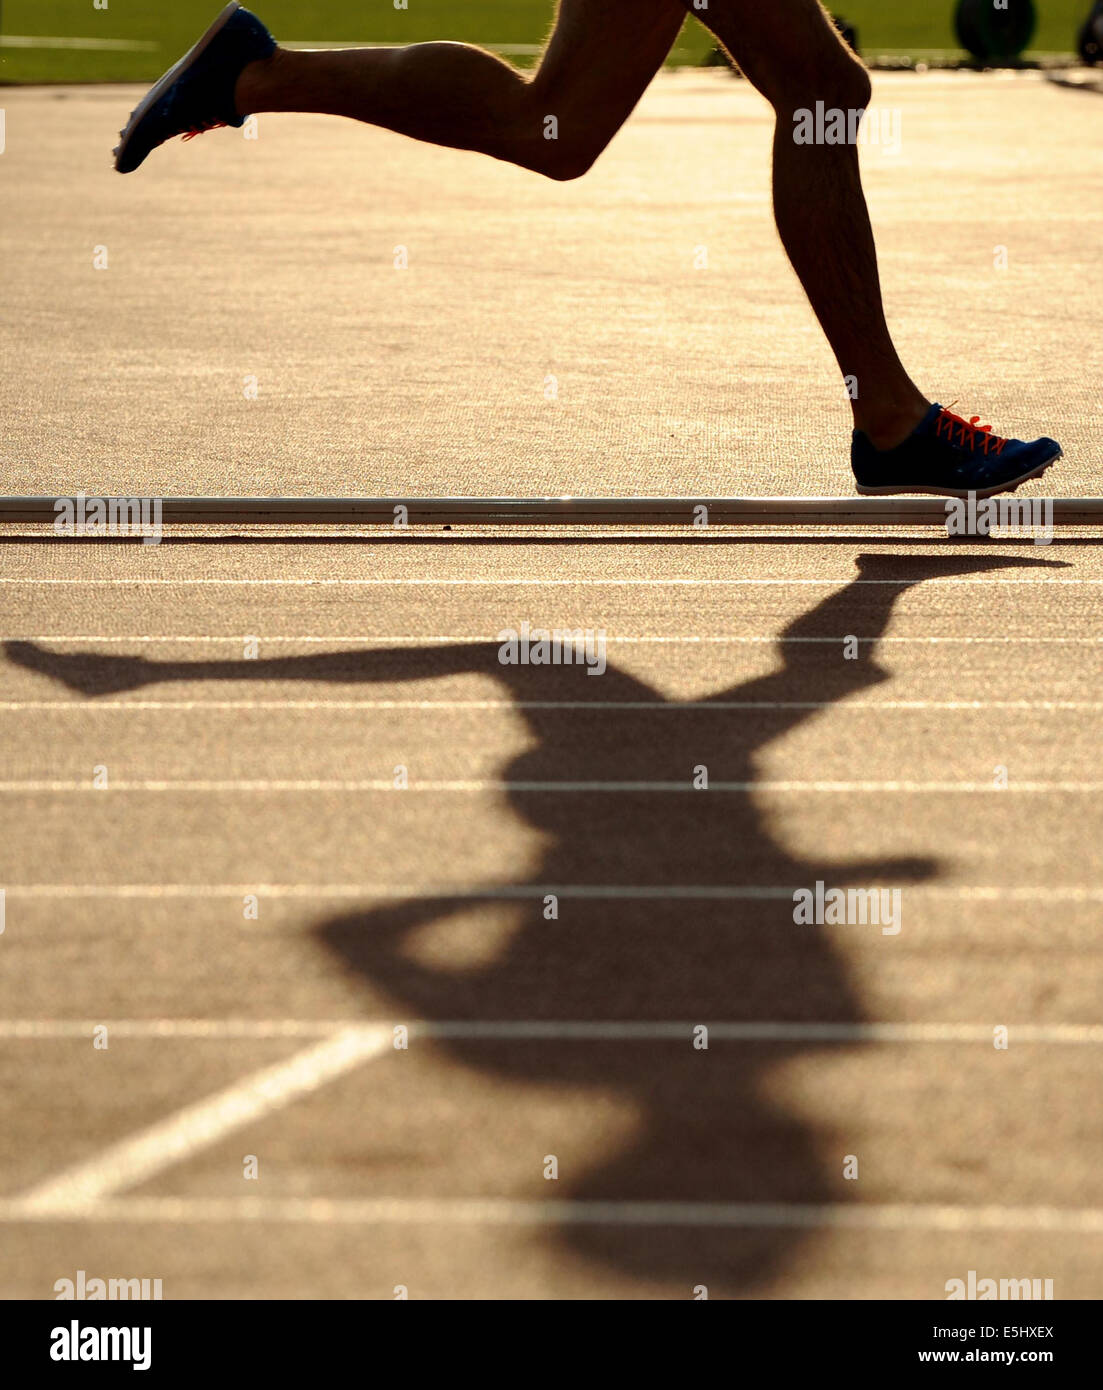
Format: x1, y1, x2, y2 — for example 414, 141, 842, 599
0, 0, 1086, 84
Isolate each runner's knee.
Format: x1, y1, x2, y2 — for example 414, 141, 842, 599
725, 13, 871, 118
534, 139, 601, 181
510, 96, 601, 178
826, 55, 872, 114
766, 45, 871, 116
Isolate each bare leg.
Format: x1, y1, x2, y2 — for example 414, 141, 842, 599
234, 0, 925, 449
235, 0, 687, 181
689, 0, 930, 447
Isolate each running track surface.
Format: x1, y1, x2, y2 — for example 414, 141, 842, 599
0, 69, 1101, 1299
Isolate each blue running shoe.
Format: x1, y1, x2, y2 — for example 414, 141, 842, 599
851, 402, 1062, 499
114, 3, 276, 174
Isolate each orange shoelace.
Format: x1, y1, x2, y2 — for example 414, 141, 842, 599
936, 404, 1008, 456
181, 120, 228, 141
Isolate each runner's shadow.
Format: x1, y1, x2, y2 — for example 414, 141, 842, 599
4, 550, 1066, 1294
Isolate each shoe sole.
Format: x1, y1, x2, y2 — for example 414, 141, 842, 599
854, 450, 1062, 500
114, 1, 242, 172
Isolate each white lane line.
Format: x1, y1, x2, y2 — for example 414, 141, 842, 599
2, 577, 1102, 586
0, 35, 159, 51
11, 1025, 391, 1216
1, 1196, 1101, 1232
281, 40, 545, 56
2, 700, 1100, 711
1, 1020, 1101, 1044
4, 635, 1103, 644
4, 884, 1102, 903
1, 778, 1102, 792
2, 700, 1102, 713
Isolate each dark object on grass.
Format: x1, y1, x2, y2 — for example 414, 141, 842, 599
1079, 0, 1103, 64
831, 15, 860, 55
954, 0, 1037, 64
703, 44, 736, 70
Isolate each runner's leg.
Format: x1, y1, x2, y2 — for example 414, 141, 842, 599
685, 0, 930, 448
235, 0, 686, 180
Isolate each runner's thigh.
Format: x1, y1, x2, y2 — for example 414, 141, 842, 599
530, 0, 687, 149
678, 0, 868, 106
